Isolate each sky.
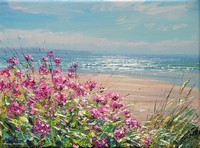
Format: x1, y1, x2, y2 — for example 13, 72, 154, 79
0, 0, 199, 55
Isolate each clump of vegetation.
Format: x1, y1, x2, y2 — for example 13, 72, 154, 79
145, 82, 200, 148
0, 51, 199, 147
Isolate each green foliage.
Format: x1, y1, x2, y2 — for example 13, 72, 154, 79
145, 80, 200, 148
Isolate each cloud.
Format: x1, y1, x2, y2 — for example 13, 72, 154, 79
173, 24, 188, 30
8, 1, 85, 15
116, 16, 140, 30
133, 1, 192, 19
144, 23, 171, 32
0, 29, 198, 54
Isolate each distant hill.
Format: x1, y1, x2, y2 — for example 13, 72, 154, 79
0, 48, 92, 55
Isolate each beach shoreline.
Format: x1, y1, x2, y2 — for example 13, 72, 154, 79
79, 74, 200, 123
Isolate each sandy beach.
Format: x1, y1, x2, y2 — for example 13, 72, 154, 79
79, 74, 200, 123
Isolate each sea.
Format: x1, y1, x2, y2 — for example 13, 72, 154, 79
0, 49, 199, 90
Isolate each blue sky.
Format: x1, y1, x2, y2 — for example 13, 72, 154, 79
0, 0, 199, 54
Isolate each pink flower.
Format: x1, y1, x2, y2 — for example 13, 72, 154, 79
107, 92, 120, 101
93, 94, 107, 105
22, 78, 36, 89
126, 118, 141, 129
90, 108, 101, 119
7, 102, 26, 117
55, 92, 67, 104
75, 85, 87, 97
34, 120, 51, 135
110, 101, 123, 109
72, 62, 78, 68
53, 76, 67, 90
12, 89, 21, 97
47, 51, 54, 57
84, 81, 97, 91
114, 127, 127, 139
90, 107, 109, 120
144, 138, 151, 147
123, 109, 131, 118
39, 66, 49, 75
0, 69, 11, 77
35, 81, 52, 99
14, 69, 23, 77
53, 68, 62, 75
93, 137, 108, 148
72, 144, 79, 148
0, 80, 7, 91
53, 57, 61, 65
68, 68, 75, 73
30, 105, 36, 115
42, 56, 48, 62
8, 57, 19, 65
24, 54, 33, 61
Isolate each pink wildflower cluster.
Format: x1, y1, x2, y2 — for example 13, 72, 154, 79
22, 78, 36, 89
9, 57, 19, 65
93, 137, 108, 148
84, 80, 97, 91
0, 51, 148, 147
53, 57, 62, 65
0, 80, 7, 91
34, 120, 51, 135
55, 92, 67, 104
14, 69, 23, 77
35, 81, 52, 99
47, 51, 54, 57
7, 102, 26, 117
24, 54, 33, 61
0, 69, 11, 77
126, 118, 141, 129
144, 138, 151, 146
114, 127, 127, 139
39, 66, 49, 75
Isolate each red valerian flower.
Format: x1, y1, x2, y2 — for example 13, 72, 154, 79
22, 78, 36, 89
0, 69, 11, 77
123, 109, 131, 118
24, 54, 33, 61
90, 107, 109, 120
53, 57, 61, 65
39, 66, 49, 75
110, 100, 123, 109
35, 81, 52, 99
34, 120, 51, 135
53, 76, 67, 90
0, 80, 7, 91
72, 62, 78, 68
55, 92, 67, 104
14, 69, 23, 77
93, 94, 107, 105
42, 56, 48, 62
12, 89, 21, 97
53, 67, 62, 75
47, 51, 54, 57
114, 127, 127, 139
106, 92, 120, 101
84, 80, 97, 91
93, 137, 108, 148
126, 118, 141, 129
144, 138, 151, 147
7, 102, 26, 117
8, 57, 19, 65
